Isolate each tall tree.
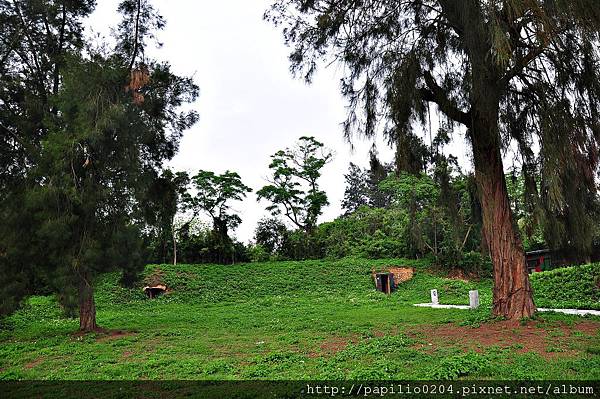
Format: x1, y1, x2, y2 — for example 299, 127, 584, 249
143, 169, 190, 265
115, 0, 165, 71
0, 0, 97, 316
257, 136, 333, 233
267, 0, 600, 319
342, 155, 394, 214
341, 162, 371, 214
188, 170, 252, 264
0, 0, 95, 194
367, 150, 393, 208
0, 1, 199, 331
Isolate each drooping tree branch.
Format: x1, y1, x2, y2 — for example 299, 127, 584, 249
501, 46, 548, 86
419, 71, 471, 127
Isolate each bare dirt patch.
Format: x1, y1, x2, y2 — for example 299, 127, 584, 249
371, 325, 400, 338
409, 320, 599, 359
71, 326, 136, 340
308, 336, 358, 358
571, 321, 599, 335
388, 267, 415, 284
24, 357, 45, 370
447, 268, 471, 282
95, 330, 137, 342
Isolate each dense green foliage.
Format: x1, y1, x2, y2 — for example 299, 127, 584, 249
0, 0, 198, 331
1, 0, 96, 315
531, 264, 600, 310
252, 163, 597, 273
1, 259, 598, 381
257, 136, 332, 233
341, 154, 393, 214
185, 170, 252, 264
253, 167, 491, 276
171, 220, 249, 265
505, 170, 546, 252
316, 206, 410, 260
506, 169, 600, 258
143, 169, 190, 265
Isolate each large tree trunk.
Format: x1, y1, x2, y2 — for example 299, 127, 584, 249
434, 0, 535, 319
471, 114, 536, 320
78, 274, 98, 332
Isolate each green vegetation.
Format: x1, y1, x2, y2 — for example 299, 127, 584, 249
186, 170, 252, 264
267, 0, 600, 319
531, 264, 600, 310
1, 0, 600, 387
257, 136, 333, 233
1, 259, 598, 380
0, 0, 198, 331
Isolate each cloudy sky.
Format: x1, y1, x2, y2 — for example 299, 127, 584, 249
88, 1, 474, 242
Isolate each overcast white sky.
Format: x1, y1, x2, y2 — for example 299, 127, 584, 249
88, 1, 475, 242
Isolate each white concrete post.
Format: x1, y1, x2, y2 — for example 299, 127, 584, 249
469, 290, 480, 309
431, 289, 439, 305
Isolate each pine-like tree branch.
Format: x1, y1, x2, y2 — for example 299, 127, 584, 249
419, 71, 471, 127
501, 46, 547, 86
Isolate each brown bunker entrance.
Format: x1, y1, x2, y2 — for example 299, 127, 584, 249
375, 272, 394, 294
143, 284, 167, 299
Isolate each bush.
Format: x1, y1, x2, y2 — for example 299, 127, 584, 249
315, 207, 408, 259
458, 251, 493, 277
530, 263, 600, 310
280, 230, 325, 260
435, 250, 492, 278
248, 244, 270, 263
168, 225, 249, 265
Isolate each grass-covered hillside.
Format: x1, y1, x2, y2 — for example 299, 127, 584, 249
94, 258, 492, 307
530, 263, 600, 310
1, 259, 599, 381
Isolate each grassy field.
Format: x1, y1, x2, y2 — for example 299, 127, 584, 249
0, 258, 599, 380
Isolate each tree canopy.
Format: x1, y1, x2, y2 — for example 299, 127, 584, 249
257, 136, 333, 233
188, 170, 252, 264
144, 169, 190, 265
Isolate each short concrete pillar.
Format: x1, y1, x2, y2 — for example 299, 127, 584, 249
469, 290, 479, 309
431, 289, 439, 305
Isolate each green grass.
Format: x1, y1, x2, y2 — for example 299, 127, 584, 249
0, 258, 598, 381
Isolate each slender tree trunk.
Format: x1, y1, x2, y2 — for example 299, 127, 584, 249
173, 232, 177, 265
172, 219, 177, 265
78, 273, 98, 332
471, 111, 536, 320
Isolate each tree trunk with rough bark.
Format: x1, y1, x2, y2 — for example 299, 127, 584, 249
78, 274, 98, 332
439, 0, 536, 320
471, 106, 536, 320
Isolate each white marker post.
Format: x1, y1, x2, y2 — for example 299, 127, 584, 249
469, 290, 480, 309
431, 289, 439, 305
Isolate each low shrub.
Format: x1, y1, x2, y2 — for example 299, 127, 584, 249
530, 263, 600, 310
428, 352, 487, 379
458, 251, 493, 277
